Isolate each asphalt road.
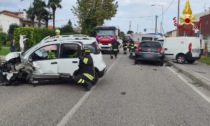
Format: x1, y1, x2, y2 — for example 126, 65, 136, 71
0, 52, 210, 126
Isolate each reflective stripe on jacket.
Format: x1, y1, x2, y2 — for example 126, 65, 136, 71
83, 73, 94, 81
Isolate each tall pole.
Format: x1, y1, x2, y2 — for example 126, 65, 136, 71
161, 5, 163, 35
155, 15, 158, 33
177, 0, 180, 36
151, 4, 164, 34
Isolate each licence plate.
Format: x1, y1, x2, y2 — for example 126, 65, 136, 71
192, 49, 200, 53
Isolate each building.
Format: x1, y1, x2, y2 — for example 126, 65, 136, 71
0, 10, 45, 33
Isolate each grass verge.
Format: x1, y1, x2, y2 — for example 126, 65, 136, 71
0, 47, 10, 56
199, 56, 210, 65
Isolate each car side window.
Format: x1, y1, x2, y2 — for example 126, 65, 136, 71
60, 43, 81, 58
31, 44, 58, 61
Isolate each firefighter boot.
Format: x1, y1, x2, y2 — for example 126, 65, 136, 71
83, 81, 92, 91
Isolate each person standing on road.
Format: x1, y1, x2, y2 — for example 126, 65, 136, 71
122, 37, 128, 54
110, 38, 120, 59
73, 48, 95, 91
10, 38, 16, 52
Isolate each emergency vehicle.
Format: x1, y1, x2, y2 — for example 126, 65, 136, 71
95, 26, 120, 53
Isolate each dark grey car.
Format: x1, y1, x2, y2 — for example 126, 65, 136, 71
134, 41, 164, 66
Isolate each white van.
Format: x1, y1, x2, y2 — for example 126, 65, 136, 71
163, 37, 201, 64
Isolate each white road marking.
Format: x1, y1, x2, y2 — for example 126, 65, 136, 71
57, 56, 121, 126
167, 67, 210, 104
176, 64, 210, 82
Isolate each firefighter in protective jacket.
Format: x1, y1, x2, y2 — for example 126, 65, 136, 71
110, 39, 120, 59
122, 38, 128, 54
73, 48, 95, 91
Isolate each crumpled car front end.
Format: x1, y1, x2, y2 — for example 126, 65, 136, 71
0, 52, 34, 86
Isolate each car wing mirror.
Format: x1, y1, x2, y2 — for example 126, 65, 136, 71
164, 48, 168, 50
28, 56, 33, 62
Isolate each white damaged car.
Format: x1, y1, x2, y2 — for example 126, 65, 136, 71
0, 35, 107, 86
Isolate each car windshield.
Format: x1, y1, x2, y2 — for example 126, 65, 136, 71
140, 42, 161, 48
96, 30, 115, 36
84, 42, 97, 54
21, 43, 41, 57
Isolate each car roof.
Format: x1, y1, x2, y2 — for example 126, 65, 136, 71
141, 40, 161, 43
40, 35, 97, 45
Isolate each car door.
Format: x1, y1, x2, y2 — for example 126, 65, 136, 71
58, 43, 82, 76
30, 44, 59, 76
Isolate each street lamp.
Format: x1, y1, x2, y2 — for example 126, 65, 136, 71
151, 4, 164, 34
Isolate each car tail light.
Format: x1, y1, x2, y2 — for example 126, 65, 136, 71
157, 48, 163, 53
188, 43, 192, 51
97, 48, 100, 54
137, 47, 142, 51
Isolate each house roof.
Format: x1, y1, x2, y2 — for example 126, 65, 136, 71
0, 10, 23, 20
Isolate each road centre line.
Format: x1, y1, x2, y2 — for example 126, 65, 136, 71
167, 67, 210, 104
57, 55, 122, 126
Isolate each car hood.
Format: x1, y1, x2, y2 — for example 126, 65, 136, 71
5, 52, 21, 61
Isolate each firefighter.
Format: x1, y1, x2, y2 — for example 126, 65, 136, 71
110, 38, 120, 59
73, 48, 95, 91
128, 38, 135, 58
122, 37, 128, 54
128, 38, 135, 52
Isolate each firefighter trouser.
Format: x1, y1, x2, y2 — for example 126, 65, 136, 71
110, 49, 118, 58
123, 46, 127, 54
129, 46, 135, 52
73, 73, 94, 85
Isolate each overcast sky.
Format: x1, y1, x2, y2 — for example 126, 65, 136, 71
1, 0, 210, 33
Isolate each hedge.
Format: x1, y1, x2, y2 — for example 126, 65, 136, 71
14, 27, 54, 51
0, 32, 7, 50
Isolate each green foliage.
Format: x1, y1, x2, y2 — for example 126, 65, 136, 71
0, 47, 10, 55
72, 0, 118, 36
33, 0, 47, 27
127, 30, 134, 34
14, 27, 54, 51
48, 0, 62, 29
199, 56, 210, 65
0, 32, 7, 48
0, 25, 3, 32
119, 31, 125, 39
7, 23, 19, 41
60, 20, 74, 34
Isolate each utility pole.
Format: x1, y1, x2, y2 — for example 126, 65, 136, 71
129, 21, 131, 31
177, 0, 180, 36
155, 15, 158, 33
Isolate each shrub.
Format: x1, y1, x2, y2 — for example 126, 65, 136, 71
0, 32, 7, 49
14, 27, 54, 51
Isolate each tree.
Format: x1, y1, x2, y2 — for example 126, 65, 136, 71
42, 8, 51, 28
127, 30, 134, 34
7, 24, 19, 40
119, 31, 125, 39
0, 25, 3, 32
27, 6, 36, 26
72, 0, 118, 36
33, 0, 47, 27
48, 0, 62, 29
60, 20, 74, 34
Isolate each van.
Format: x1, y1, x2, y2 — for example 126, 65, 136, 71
163, 37, 201, 64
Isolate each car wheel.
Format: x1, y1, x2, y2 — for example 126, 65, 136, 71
187, 59, 195, 64
92, 71, 98, 85
159, 61, 164, 66
176, 54, 186, 64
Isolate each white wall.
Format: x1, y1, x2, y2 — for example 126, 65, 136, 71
0, 14, 20, 33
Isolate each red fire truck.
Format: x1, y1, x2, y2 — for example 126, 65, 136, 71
95, 26, 120, 53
